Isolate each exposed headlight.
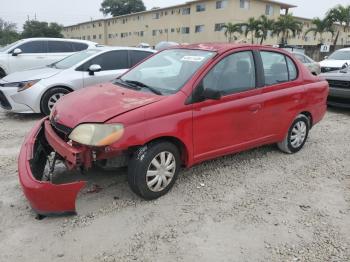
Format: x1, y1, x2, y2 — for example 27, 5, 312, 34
69, 124, 124, 147
12, 79, 41, 92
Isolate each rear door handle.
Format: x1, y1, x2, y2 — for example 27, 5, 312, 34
249, 104, 262, 113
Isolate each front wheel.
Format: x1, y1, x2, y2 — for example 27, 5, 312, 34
128, 141, 180, 200
41, 87, 70, 115
278, 114, 310, 154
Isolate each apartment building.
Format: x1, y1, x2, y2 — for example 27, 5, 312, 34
63, 0, 350, 47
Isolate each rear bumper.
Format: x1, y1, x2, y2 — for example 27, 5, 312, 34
18, 118, 86, 215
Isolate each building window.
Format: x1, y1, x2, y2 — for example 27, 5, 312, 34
99, 34, 102, 39
216, 0, 228, 9
181, 27, 190, 34
214, 23, 225, 32
196, 3, 206, 12
153, 13, 160, 19
182, 7, 191, 15
240, 0, 250, 9
195, 25, 205, 33
108, 34, 112, 39
152, 30, 157, 36
265, 4, 273, 15
171, 28, 175, 33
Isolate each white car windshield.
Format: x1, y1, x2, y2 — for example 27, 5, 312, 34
119, 49, 215, 94
328, 50, 350, 61
49, 49, 101, 69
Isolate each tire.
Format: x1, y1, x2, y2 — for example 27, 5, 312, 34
278, 114, 310, 154
0, 68, 6, 79
128, 141, 181, 200
40, 87, 70, 116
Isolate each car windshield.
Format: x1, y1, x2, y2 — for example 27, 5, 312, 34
0, 40, 22, 52
328, 50, 350, 60
119, 49, 216, 94
49, 49, 101, 69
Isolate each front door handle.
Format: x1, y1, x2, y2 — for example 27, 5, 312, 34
249, 104, 262, 113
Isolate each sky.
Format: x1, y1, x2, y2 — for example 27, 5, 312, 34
0, 0, 349, 31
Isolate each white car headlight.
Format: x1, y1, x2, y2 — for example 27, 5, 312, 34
17, 79, 41, 92
69, 124, 124, 147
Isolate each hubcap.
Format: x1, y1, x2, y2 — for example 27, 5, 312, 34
48, 93, 65, 111
290, 121, 307, 148
146, 151, 176, 192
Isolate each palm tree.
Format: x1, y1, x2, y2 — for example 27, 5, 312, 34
222, 22, 243, 43
241, 17, 260, 44
273, 14, 303, 46
256, 15, 275, 44
304, 17, 334, 45
326, 5, 350, 47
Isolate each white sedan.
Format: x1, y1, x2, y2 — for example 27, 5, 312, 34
0, 47, 155, 115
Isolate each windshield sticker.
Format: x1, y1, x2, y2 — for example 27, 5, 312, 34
181, 56, 205, 62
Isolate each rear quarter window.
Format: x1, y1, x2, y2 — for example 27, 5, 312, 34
72, 42, 89, 51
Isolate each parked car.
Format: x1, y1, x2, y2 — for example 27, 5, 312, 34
0, 38, 98, 78
0, 47, 155, 115
18, 43, 329, 215
321, 65, 350, 108
292, 52, 321, 75
320, 47, 350, 73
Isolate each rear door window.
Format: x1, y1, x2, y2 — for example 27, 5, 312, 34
48, 41, 74, 53
261, 51, 298, 85
17, 41, 47, 53
84, 50, 129, 71
129, 51, 153, 67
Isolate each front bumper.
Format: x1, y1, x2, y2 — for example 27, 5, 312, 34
0, 87, 35, 113
328, 87, 350, 108
18, 118, 87, 215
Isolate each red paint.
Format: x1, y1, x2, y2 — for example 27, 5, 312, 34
18, 44, 329, 215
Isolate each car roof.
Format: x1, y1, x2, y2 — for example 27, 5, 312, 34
89, 46, 157, 53
20, 38, 97, 45
335, 47, 350, 51
172, 43, 281, 54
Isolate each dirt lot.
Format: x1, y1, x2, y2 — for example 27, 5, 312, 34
0, 108, 349, 262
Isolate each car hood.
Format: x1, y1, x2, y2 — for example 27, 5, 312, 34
319, 60, 350, 68
1, 67, 62, 83
52, 83, 164, 128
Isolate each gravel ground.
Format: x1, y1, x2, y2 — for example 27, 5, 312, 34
0, 108, 349, 262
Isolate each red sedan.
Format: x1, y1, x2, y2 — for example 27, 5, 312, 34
18, 43, 329, 215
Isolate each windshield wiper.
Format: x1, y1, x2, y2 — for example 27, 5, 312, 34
124, 80, 162, 95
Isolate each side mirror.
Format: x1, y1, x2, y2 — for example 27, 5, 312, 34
12, 48, 22, 56
202, 87, 221, 100
88, 64, 102, 75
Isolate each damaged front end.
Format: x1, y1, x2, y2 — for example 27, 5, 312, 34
18, 118, 90, 216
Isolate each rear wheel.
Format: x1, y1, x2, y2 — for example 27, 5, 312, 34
278, 114, 310, 154
128, 141, 180, 200
41, 87, 70, 115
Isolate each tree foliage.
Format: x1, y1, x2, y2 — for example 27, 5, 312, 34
305, 18, 334, 44
100, 0, 146, 17
273, 14, 303, 45
326, 4, 350, 46
222, 23, 243, 43
22, 20, 64, 38
0, 18, 20, 46
256, 15, 275, 44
